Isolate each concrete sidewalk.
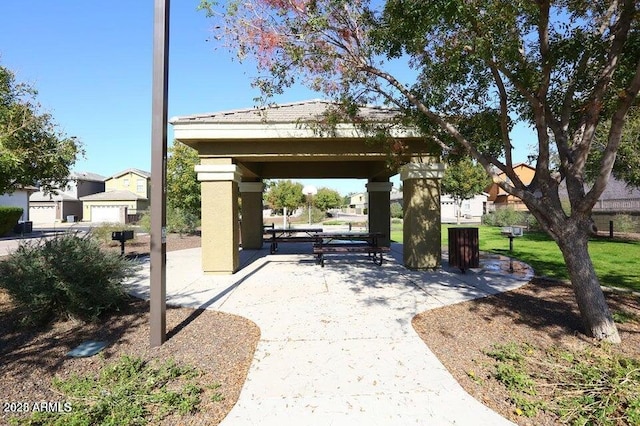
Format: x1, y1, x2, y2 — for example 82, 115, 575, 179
126, 244, 533, 425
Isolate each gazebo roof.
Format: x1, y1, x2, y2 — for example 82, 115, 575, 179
170, 99, 400, 125
171, 99, 437, 180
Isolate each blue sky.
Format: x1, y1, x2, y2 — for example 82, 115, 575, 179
0, 1, 535, 195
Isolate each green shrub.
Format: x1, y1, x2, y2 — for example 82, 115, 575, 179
138, 210, 151, 233
0, 206, 23, 236
613, 214, 637, 233
167, 207, 200, 235
482, 207, 525, 227
131, 208, 199, 235
390, 203, 403, 218
90, 222, 136, 245
298, 206, 325, 225
0, 233, 137, 325
14, 355, 207, 426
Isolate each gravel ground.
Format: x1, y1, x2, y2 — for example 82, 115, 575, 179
0, 233, 260, 425
2, 232, 639, 425
414, 278, 640, 425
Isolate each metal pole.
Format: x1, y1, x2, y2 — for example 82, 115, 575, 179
509, 236, 514, 273
150, 0, 169, 347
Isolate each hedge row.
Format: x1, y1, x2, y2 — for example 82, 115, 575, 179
0, 206, 23, 236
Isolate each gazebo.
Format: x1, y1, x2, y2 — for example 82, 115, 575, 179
170, 100, 445, 274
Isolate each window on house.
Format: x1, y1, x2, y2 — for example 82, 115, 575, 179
123, 178, 129, 187
137, 179, 145, 193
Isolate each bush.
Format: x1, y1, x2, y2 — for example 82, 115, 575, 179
0, 206, 23, 236
0, 233, 137, 325
613, 214, 637, 233
138, 210, 151, 233
167, 207, 200, 235
482, 207, 525, 227
298, 206, 326, 224
132, 208, 199, 236
90, 222, 137, 245
390, 203, 403, 219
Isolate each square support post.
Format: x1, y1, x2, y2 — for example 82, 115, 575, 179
196, 160, 241, 274
400, 162, 445, 269
366, 181, 393, 247
239, 181, 265, 249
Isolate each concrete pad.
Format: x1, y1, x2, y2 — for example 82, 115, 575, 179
125, 244, 533, 425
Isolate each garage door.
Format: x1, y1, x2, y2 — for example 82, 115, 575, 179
29, 205, 56, 223
90, 205, 123, 223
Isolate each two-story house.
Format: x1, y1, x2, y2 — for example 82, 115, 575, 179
485, 163, 536, 211
79, 168, 150, 223
29, 172, 106, 223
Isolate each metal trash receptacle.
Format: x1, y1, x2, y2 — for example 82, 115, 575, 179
448, 227, 479, 272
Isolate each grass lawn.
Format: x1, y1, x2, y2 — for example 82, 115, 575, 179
392, 223, 640, 292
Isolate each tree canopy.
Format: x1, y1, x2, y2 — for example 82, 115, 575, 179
586, 106, 640, 188
166, 140, 201, 217
314, 187, 343, 212
0, 64, 82, 194
441, 158, 491, 223
265, 180, 305, 214
204, 0, 640, 343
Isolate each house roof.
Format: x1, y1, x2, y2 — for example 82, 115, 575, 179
70, 171, 106, 182
30, 191, 78, 202
595, 178, 640, 200
170, 99, 401, 125
108, 168, 151, 179
79, 190, 147, 201
494, 163, 536, 177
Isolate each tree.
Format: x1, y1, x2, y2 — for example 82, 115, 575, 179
204, 0, 640, 343
0, 64, 82, 194
314, 187, 342, 213
586, 106, 640, 187
166, 140, 200, 217
441, 158, 491, 224
265, 180, 305, 215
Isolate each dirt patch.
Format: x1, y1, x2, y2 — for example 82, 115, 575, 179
413, 278, 640, 425
0, 234, 260, 425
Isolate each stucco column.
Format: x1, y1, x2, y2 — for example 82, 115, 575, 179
366, 181, 392, 247
400, 162, 445, 269
239, 181, 264, 250
195, 160, 241, 274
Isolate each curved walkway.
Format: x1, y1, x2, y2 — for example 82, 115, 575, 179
127, 244, 533, 425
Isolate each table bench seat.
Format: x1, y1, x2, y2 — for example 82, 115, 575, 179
313, 242, 390, 267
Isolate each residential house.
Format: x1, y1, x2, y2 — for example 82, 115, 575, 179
391, 191, 487, 222
486, 163, 536, 211
80, 168, 150, 223
441, 193, 488, 223
29, 172, 105, 223
349, 193, 368, 214
0, 186, 38, 222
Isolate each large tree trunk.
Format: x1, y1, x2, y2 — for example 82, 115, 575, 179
556, 226, 621, 343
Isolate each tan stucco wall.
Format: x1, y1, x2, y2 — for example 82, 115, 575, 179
403, 178, 441, 268
199, 158, 240, 274
239, 183, 264, 250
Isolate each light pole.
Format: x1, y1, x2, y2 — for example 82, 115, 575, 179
303, 185, 317, 225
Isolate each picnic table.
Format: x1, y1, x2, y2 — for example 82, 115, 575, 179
313, 232, 390, 267
265, 227, 324, 254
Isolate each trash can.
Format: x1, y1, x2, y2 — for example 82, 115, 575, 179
13, 221, 33, 234
66, 215, 76, 223
448, 227, 479, 272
